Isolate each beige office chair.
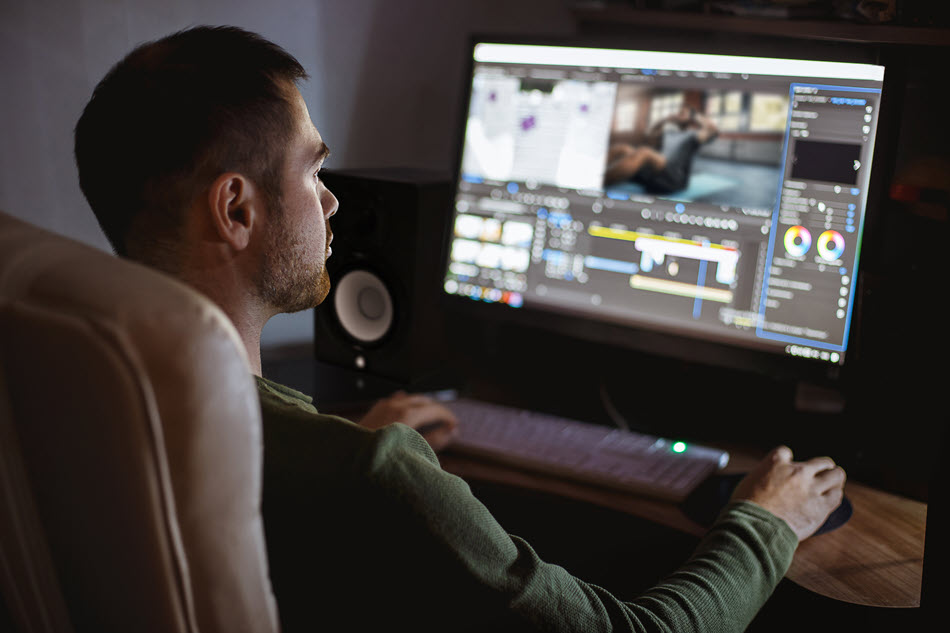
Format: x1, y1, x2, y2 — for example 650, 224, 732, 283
0, 210, 279, 632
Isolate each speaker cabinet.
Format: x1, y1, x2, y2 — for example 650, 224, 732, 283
314, 167, 453, 385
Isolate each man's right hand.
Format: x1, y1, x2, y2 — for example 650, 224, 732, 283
731, 446, 846, 542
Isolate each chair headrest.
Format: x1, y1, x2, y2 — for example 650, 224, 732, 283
0, 210, 279, 633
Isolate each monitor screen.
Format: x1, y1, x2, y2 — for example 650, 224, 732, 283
441, 40, 886, 375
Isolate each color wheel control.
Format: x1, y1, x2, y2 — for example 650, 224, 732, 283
784, 226, 812, 257
817, 230, 845, 261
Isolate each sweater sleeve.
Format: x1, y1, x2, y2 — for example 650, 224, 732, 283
254, 379, 796, 633
363, 424, 798, 633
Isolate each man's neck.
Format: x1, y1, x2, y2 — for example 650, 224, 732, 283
230, 312, 265, 377
174, 211, 275, 377
182, 270, 271, 377
217, 301, 272, 377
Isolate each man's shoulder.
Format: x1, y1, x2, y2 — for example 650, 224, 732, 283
253, 375, 439, 474
255, 375, 317, 409
254, 374, 367, 444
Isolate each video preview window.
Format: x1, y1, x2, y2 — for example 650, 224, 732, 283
603, 85, 789, 210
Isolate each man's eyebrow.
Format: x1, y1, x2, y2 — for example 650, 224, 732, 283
312, 143, 330, 168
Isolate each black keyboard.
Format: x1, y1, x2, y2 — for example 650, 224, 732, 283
442, 397, 729, 502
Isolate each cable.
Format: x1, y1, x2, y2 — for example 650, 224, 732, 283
598, 382, 630, 431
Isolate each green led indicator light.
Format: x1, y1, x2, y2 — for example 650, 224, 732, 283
672, 441, 687, 454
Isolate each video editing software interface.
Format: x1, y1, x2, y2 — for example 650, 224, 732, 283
443, 42, 885, 366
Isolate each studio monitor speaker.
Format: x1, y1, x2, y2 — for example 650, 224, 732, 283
314, 167, 453, 385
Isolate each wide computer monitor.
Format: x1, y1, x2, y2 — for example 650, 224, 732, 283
440, 37, 888, 388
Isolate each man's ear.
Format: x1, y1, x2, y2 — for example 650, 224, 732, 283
207, 172, 261, 251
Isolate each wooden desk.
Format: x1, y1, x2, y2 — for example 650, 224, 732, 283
440, 449, 926, 609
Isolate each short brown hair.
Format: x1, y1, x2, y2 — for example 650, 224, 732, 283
75, 26, 308, 263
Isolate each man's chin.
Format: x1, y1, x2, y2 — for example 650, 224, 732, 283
281, 276, 330, 314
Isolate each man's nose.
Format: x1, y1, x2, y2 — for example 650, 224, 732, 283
323, 186, 338, 218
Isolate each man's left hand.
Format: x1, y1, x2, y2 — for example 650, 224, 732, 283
358, 391, 459, 452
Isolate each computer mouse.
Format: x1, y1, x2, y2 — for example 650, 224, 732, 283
681, 472, 852, 535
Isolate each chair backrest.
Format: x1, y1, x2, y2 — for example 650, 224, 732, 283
0, 210, 279, 633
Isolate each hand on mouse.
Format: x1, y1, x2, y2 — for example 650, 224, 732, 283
358, 391, 459, 452
731, 446, 846, 542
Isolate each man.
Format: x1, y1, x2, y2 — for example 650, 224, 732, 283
75, 26, 846, 632
605, 105, 718, 193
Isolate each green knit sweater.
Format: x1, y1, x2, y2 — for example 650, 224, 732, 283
256, 376, 797, 632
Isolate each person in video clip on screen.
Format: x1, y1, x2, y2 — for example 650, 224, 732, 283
74, 25, 846, 633
605, 105, 719, 193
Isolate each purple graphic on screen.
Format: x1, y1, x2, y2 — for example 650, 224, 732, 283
580, 103, 589, 113
520, 115, 536, 131
489, 91, 497, 102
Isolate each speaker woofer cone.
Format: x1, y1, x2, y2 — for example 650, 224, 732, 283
333, 269, 394, 344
